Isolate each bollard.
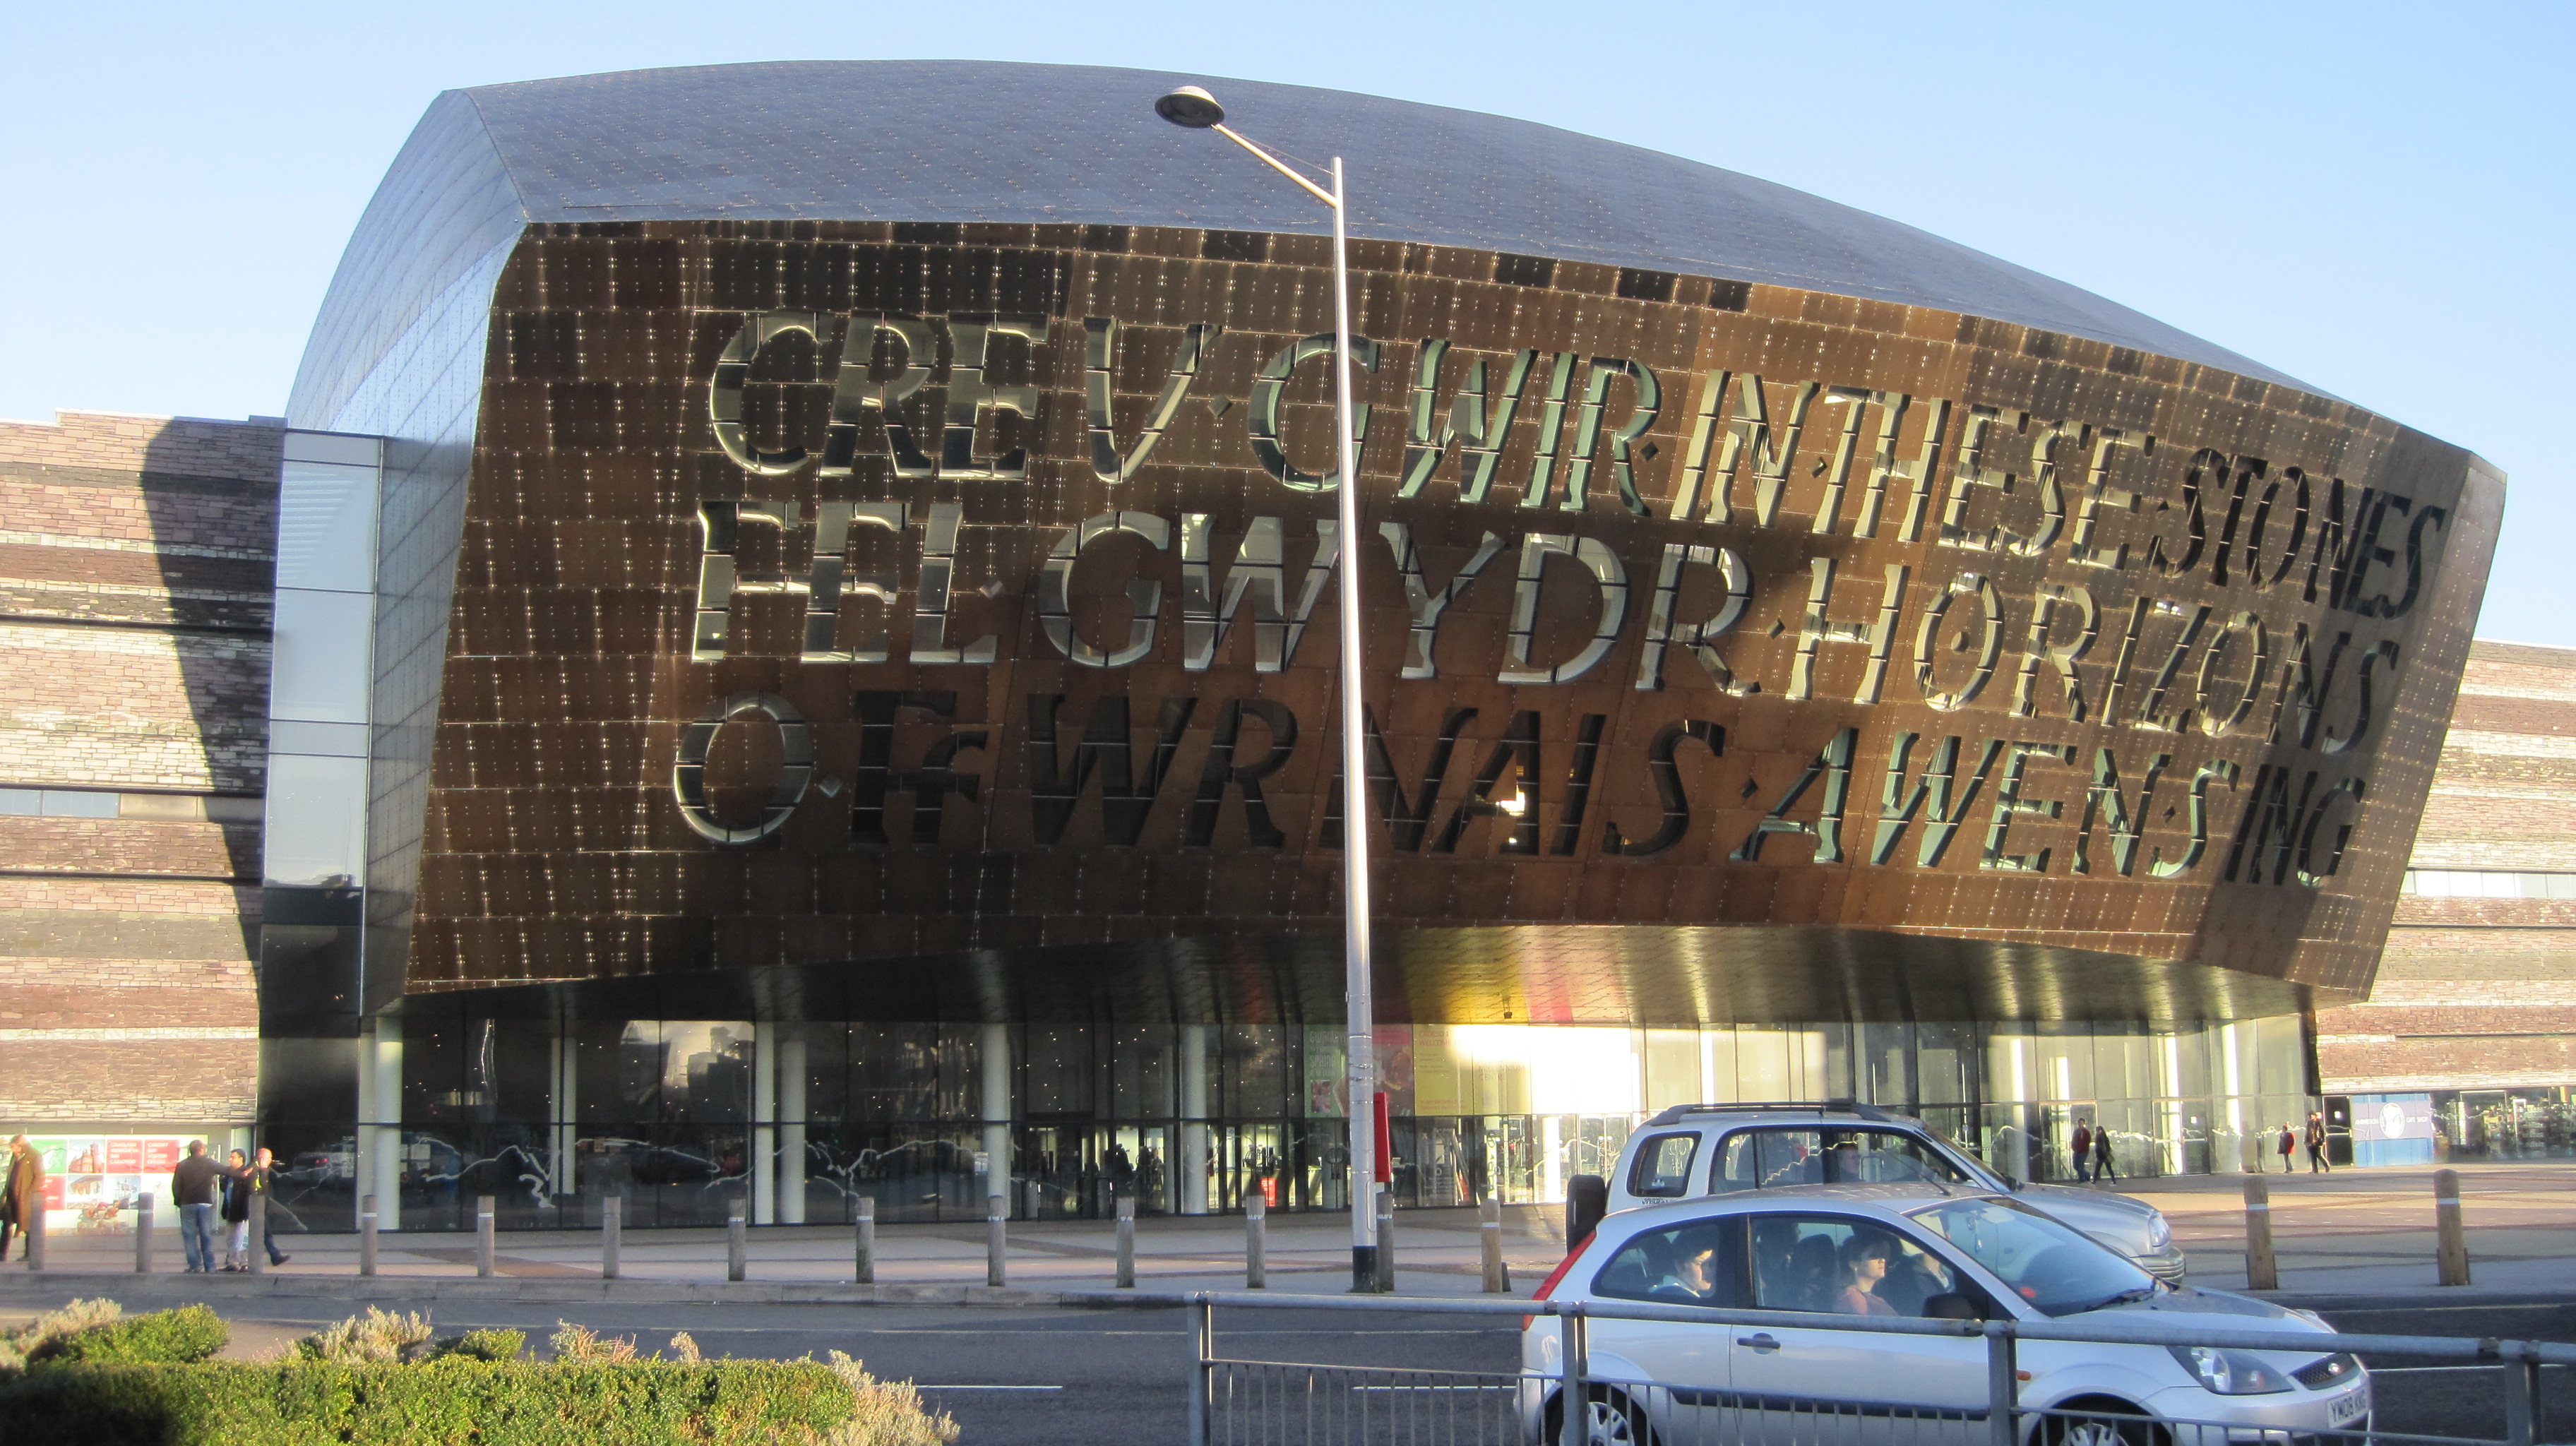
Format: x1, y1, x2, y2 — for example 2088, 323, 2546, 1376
2242, 1175, 2277, 1290
1481, 1195, 1508, 1293
1116, 1195, 1136, 1289
134, 1195, 154, 1274
602, 1195, 621, 1280
24, 1205, 40, 1273
855, 1196, 876, 1284
246, 1190, 265, 1276
727, 1198, 747, 1282
1373, 1188, 1395, 1293
1245, 1191, 1266, 1289
986, 1195, 1007, 1288
2435, 1168, 2471, 1286
358, 1195, 378, 1277
475, 1195, 495, 1278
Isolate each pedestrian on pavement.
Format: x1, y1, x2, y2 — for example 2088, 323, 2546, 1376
2276, 1123, 2297, 1173
170, 1140, 222, 1272
247, 1147, 289, 1267
2306, 1113, 2333, 1173
2092, 1123, 2118, 1183
0, 1136, 40, 1261
219, 1149, 251, 1269
2070, 1119, 2094, 1183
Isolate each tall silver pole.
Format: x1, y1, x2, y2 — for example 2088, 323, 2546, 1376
1328, 155, 1377, 1291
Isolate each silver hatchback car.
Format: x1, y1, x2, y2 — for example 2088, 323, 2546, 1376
1599, 1104, 2188, 1284
1523, 1184, 2368, 1444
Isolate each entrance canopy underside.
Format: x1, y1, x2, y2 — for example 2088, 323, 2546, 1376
407, 923, 2317, 1029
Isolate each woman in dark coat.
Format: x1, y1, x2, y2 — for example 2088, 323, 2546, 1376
0, 1136, 40, 1260
218, 1149, 251, 1270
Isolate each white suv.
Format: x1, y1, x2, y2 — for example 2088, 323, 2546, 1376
1593, 1104, 2187, 1284
1523, 1183, 2367, 1444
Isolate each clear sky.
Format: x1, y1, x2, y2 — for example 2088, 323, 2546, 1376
4, 3, 2565, 642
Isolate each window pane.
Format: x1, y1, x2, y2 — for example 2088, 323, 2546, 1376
40, 790, 117, 818
1718, 1128, 1823, 1190
1593, 1217, 1734, 1305
1626, 1132, 1700, 1197
261, 753, 367, 885
275, 459, 380, 592
0, 789, 35, 815
270, 588, 374, 724
1749, 1214, 1957, 1316
1832, 1130, 1968, 1185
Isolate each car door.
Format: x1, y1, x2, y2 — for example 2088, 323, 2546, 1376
1581, 1214, 1741, 1440
1727, 1211, 1991, 1444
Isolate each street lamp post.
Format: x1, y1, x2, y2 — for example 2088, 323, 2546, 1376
1155, 85, 1380, 1291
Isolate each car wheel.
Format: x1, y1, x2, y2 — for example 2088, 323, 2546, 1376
2041, 1400, 2158, 1446
1543, 1386, 1653, 1446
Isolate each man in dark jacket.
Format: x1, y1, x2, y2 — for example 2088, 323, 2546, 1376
170, 1141, 222, 1273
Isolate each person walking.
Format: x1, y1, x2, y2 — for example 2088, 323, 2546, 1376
2306, 1112, 2333, 1173
170, 1140, 222, 1273
218, 1149, 251, 1269
2069, 1119, 2094, 1183
2276, 1123, 2297, 1173
0, 1136, 40, 1262
2092, 1123, 2118, 1184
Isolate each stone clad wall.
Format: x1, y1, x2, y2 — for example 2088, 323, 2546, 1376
2319, 640, 2576, 1092
0, 410, 275, 1132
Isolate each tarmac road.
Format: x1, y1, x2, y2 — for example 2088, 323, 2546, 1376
13, 1289, 2571, 1442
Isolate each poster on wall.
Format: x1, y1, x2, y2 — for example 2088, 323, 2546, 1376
27, 1137, 196, 1232
2350, 1096, 2437, 1142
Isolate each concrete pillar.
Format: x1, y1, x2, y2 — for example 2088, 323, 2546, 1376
1179, 1023, 1210, 1216
371, 1015, 403, 1229
981, 1023, 1012, 1210
753, 1023, 777, 1226
549, 1024, 577, 1205
1540, 1113, 1565, 1202
779, 1034, 808, 1225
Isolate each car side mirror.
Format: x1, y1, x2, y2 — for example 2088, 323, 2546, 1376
1922, 1292, 1984, 1322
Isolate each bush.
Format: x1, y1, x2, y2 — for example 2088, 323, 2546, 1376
34, 1305, 227, 1367
0, 1357, 955, 1446
293, 1305, 432, 1363
0, 1299, 121, 1374
446, 1327, 527, 1363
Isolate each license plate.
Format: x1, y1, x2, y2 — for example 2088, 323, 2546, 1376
2329, 1385, 2371, 1427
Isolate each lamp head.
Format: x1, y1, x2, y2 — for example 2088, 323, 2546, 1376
1155, 85, 1225, 129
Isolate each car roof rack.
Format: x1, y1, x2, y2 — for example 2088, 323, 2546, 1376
1640, 1100, 1900, 1128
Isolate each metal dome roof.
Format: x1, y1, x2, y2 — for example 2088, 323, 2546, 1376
290, 59, 2303, 426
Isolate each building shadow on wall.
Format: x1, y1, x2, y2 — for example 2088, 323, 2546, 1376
138, 422, 281, 957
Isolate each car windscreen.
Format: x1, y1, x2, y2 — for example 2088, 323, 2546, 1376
1904, 1197, 2156, 1317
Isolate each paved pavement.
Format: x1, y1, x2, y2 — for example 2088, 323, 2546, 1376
6, 1161, 2575, 1440
8, 1159, 2567, 1300
2118, 1159, 2576, 1295
0, 1200, 1573, 1300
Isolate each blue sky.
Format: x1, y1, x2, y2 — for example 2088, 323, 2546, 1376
3, 2, 2564, 642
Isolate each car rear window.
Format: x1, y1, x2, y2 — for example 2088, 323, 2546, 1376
1593, 1217, 1738, 1305
1626, 1132, 1701, 1197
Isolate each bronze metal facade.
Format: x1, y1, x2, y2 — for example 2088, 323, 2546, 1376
417, 217, 2498, 1022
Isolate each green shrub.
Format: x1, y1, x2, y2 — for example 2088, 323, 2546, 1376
294, 1305, 432, 1362
445, 1327, 527, 1363
0, 1298, 121, 1374
35, 1304, 228, 1368
0, 1357, 957, 1446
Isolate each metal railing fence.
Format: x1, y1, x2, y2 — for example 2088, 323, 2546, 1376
1146, 1290, 2576, 1446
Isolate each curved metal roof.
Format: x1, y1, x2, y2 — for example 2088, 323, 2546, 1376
291, 59, 2305, 426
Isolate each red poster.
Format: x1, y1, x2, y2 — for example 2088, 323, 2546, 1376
40, 1176, 63, 1209
104, 1139, 142, 1171
142, 1140, 180, 1172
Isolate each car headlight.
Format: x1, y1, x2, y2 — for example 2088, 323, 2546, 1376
2168, 1346, 2293, 1395
2145, 1213, 2172, 1250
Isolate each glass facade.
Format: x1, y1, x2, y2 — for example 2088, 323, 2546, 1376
263, 1009, 2309, 1231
